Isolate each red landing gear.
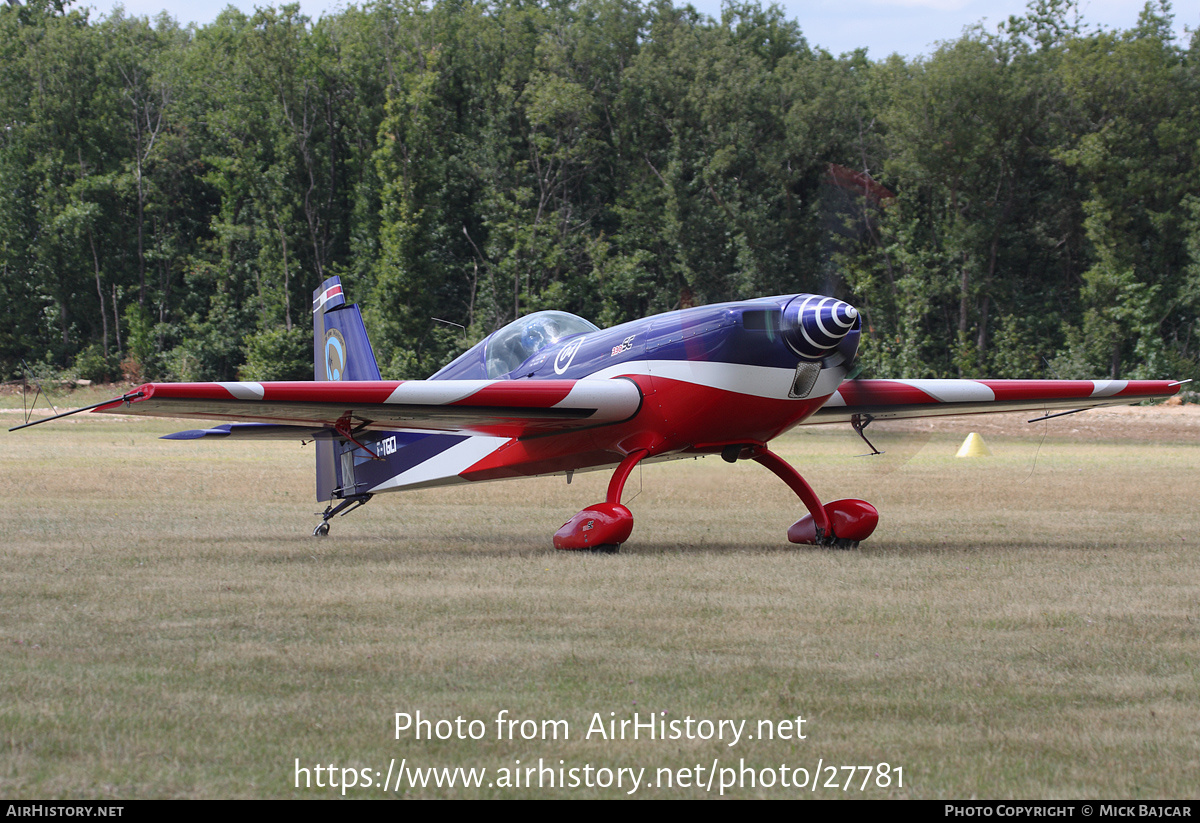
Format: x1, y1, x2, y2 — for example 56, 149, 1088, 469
553, 449, 646, 552
553, 445, 877, 552
751, 447, 878, 548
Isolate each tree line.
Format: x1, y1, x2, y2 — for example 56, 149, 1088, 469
1, 0, 1197, 385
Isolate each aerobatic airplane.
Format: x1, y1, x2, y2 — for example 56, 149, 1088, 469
12, 276, 1184, 550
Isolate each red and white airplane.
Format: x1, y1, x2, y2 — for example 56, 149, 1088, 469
14, 276, 1183, 550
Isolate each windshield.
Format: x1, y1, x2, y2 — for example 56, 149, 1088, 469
484, 311, 598, 378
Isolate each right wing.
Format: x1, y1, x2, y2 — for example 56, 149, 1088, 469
808, 379, 1182, 424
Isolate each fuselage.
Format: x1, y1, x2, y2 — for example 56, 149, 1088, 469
352, 294, 861, 494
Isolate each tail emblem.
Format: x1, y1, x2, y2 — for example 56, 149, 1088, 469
324, 329, 346, 381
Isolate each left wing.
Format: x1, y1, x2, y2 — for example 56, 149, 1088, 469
808, 379, 1182, 424
90, 379, 643, 439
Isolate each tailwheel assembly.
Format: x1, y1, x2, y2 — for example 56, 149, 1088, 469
312, 493, 373, 537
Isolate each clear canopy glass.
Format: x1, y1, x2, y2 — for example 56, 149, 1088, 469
484, 311, 598, 378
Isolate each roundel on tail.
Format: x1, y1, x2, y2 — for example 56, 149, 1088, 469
324, 328, 347, 381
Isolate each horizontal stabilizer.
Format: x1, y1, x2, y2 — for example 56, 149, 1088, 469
162, 423, 334, 441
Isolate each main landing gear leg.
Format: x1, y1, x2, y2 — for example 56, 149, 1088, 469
553, 449, 648, 553
751, 448, 878, 549
313, 493, 373, 537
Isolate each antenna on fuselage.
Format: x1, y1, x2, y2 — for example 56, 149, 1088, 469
432, 317, 468, 348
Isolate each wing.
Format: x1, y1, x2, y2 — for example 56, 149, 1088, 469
91, 379, 643, 439
808, 379, 1182, 424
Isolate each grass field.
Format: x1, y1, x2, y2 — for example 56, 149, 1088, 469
2, 402, 1198, 798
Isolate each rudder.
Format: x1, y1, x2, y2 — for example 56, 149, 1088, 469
313, 276, 382, 502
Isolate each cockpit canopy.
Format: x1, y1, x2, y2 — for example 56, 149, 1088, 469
484, 311, 598, 378
431, 310, 599, 380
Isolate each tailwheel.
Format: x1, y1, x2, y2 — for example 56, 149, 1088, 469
311, 493, 373, 538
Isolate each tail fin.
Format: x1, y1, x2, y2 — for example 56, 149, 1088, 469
313, 276, 382, 383
313, 276, 382, 501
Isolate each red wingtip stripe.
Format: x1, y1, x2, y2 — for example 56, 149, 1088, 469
835, 380, 939, 406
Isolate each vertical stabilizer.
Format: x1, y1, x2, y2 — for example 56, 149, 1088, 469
313, 276, 382, 501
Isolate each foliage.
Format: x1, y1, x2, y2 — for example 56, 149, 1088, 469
71, 342, 120, 383
0, 0, 1196, 383
240, 327, 312, 380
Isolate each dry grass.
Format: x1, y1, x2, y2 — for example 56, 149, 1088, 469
2, 408, 1198, 798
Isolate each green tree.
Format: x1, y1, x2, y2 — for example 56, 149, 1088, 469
1054, 1, 1197, 378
